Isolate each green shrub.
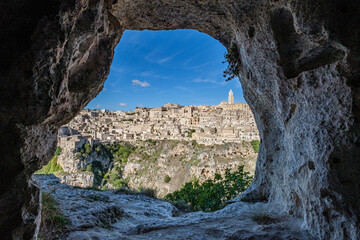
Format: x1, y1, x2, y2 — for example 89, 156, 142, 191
165, 166, 252, 212
250, 140, 260, 153
103, 167, 129, 189
164, 175, 171, 183
86, 164, 93, 173
186, 129, 196, 138
107, 142, 136, 163
95, 145, 101, 152
84, 144, 92, 154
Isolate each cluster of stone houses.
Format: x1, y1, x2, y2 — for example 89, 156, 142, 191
61, 90, 260, 145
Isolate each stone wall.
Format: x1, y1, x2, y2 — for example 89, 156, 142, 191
0, 0, 359, 239
53, 138, 257, 197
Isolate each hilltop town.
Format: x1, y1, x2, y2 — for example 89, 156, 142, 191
60, 90, 260, 147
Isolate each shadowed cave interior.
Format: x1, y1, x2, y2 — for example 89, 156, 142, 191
0, 0, 359, 239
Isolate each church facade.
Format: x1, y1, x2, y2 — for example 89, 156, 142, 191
219, 89, 251, 111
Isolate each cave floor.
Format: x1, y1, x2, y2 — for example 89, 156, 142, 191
34, 175, 315, 240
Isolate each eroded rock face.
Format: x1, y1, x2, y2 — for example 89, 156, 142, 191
58, 172, 94, 188
34, 174, 315, 240
0, 0, 359, 239
121, 140, 257, 197
0, 0, 122, 238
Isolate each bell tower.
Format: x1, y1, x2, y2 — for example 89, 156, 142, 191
228, 89, 234, 104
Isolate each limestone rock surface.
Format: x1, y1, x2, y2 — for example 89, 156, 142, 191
121, 140, 257, 197
58, 172, 94, 188
57, 140, 111, 174
53, 139, 257, 195
35, 174, 315, 240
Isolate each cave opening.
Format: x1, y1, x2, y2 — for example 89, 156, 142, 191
1, 1, 359, 239
36, 29, 261, 206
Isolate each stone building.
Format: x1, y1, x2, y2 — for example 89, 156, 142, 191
64, 90, 260, 145
228, 89, 234, 104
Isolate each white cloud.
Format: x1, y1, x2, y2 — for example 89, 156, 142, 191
96, 104, 101, 108
157, 56, 173, 64
144, 48, 181, 65
193, 77, 226, 85
186, 62, 211, 70
119, 103, 127, 107
132, 79, 150, 87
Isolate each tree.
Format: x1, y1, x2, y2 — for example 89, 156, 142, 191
223, 44, 240, 81
165, 166, 252, 212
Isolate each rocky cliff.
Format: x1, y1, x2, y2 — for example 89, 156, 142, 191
57, 142, 111, 174
53, 139, 257, 197
122, 140, 257, 197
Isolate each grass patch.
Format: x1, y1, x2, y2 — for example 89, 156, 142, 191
250, 140, 260, 153
39, 192, 69, 239
35, 147, 63, 175
251, 211, 277, 225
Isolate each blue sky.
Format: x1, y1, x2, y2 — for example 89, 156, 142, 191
87, 29, 245, 111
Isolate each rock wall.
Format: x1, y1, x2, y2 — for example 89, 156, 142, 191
0, 0, 359, 239
53, 139, 257, 196
58, 172, 94, 188
57, 143, 111, 174
0, 0, 121, 238
122, 140, 257, 197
